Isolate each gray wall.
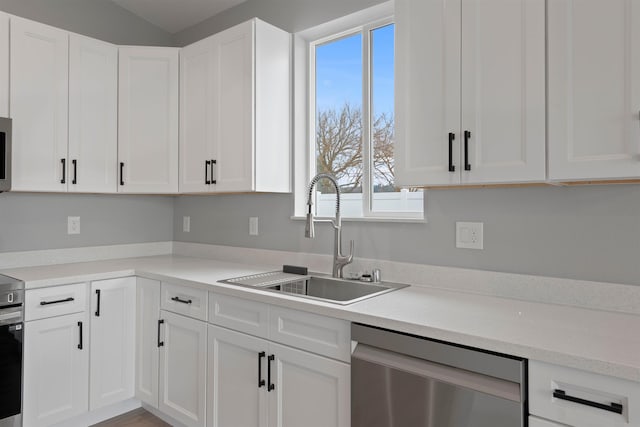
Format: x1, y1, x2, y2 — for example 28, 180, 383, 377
0, 0, 173, 46
173, 185, 640, 286
173, 0, 386, 46
0, 193, 173, 252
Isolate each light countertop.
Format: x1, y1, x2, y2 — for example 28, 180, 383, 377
3, 254, 639, 382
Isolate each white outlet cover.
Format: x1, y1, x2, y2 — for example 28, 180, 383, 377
183, 216, 191, 233
456, 222, 483, 250
67, 216, 80, 235
249, 217, 258, 236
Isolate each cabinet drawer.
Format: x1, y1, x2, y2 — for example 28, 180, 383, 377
161, 283, 208, 321
25, 283, 87, 321
269, 306, 350, 362
529, 360, 640, 427
208, 292, 269, 337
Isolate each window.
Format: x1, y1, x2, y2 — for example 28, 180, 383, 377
297, 5, 424, 221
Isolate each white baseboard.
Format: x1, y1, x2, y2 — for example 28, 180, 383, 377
51, 398, 141, 427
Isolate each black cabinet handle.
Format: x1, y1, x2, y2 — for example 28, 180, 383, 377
60, 159, 66, 184
40, 297, 74, 306
72, 159, 77, 184
171, 296, 192, 305
267, 354, 275, 391
120, 162, 124, 186
553, 389, 623, 414
448, 132, 456, 172
464, 130, 471, 171
157, 319, 164, 347
211, 159, 216, 184
258, 351, 266, 388
205, 160, 211, 185
77, 321, 83, 350
95, 289, 101, 317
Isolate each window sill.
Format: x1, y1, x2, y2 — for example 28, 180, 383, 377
290, 215, 427, 224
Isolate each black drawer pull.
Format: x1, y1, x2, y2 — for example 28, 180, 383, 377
60, 158, 66, 184
157, 319, 164, 347
77, 321, 83, 350
205, 160, 211, 185
267, 354, 275, 392
448, 132, 455, 172
95, 289, 101, 317
464, 130, 471, 171
553, 389, 623, 414
120, 162, 125, 186
258, 351, 266, 388
171, 296, 193, 305
40, 297, 74, 306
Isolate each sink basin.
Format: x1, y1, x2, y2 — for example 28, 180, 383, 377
262, 275, 408, 305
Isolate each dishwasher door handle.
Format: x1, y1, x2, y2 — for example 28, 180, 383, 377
352, 343, 521, 402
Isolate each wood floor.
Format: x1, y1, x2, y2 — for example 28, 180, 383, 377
91, 408, 172, 427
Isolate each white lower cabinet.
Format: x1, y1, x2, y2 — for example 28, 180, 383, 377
23, 311, 89, 427
528, 417, 564, 427
529, 360, 640, 427
206, 293, 350, 427
159, 309, 207, 427
89, 277, 136, 410
136, 277, 161, 408
268, 341, 350, 427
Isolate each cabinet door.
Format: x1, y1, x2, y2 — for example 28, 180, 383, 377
212, 21, 254, 192
23, 312, 89, 427
180, 37, 215, 193
548, 0, 640, 180
268, 342, 350, 427
10, 17, 68, 192
136, 277, 161, 408
68, 34, 118, 193
0, 12, 8, 117
207, 325, 268, 427
394, 0, 462, 186
118, 47, 179, 193
89, 277, 136, 410
159, 310, 207, 427
460, 0, 545, 184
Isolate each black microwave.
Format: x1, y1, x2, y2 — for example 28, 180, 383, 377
0, 118, 10, 192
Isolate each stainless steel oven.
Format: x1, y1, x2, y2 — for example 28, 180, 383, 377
352, 323, 527, 427
0, 275, 23, 427
0, 118, 11, 192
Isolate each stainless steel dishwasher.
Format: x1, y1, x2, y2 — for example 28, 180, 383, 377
352, 323, 527, 427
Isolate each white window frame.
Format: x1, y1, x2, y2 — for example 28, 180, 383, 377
292, 1, 425, 222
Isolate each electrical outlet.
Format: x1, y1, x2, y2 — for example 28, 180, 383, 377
68, 216, 80, 235
183, 216, 191, 233
456, 222, 483, 249
249, 217, 259, 236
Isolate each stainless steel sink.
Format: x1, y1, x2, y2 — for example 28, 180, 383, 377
219, 272, 408, 305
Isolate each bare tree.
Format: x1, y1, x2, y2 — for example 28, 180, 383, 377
316, 103, 397, 193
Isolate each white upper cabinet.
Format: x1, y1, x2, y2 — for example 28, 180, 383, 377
179, 19, 291, 193
0, 12, 8, 117
10, 17, 69, 192
118, 46, 179, 193
548, 0, 640, 181
395, 0, 546, 186
180, 37, 215, 193
68, 34, 118, 193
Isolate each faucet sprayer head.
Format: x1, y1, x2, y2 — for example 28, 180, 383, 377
305, 206, 315, 238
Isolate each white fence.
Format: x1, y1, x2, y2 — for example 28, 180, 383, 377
316, 189, 423, 217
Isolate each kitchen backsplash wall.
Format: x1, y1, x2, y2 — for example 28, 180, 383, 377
0, 0, 173, 46
173, 185, 640, 286
0, 193, 173, 252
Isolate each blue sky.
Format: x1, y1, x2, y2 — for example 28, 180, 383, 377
315, 24, 395, 116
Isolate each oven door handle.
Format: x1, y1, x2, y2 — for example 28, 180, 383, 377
352, 343, 521, 402
0, 311, 22, 326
